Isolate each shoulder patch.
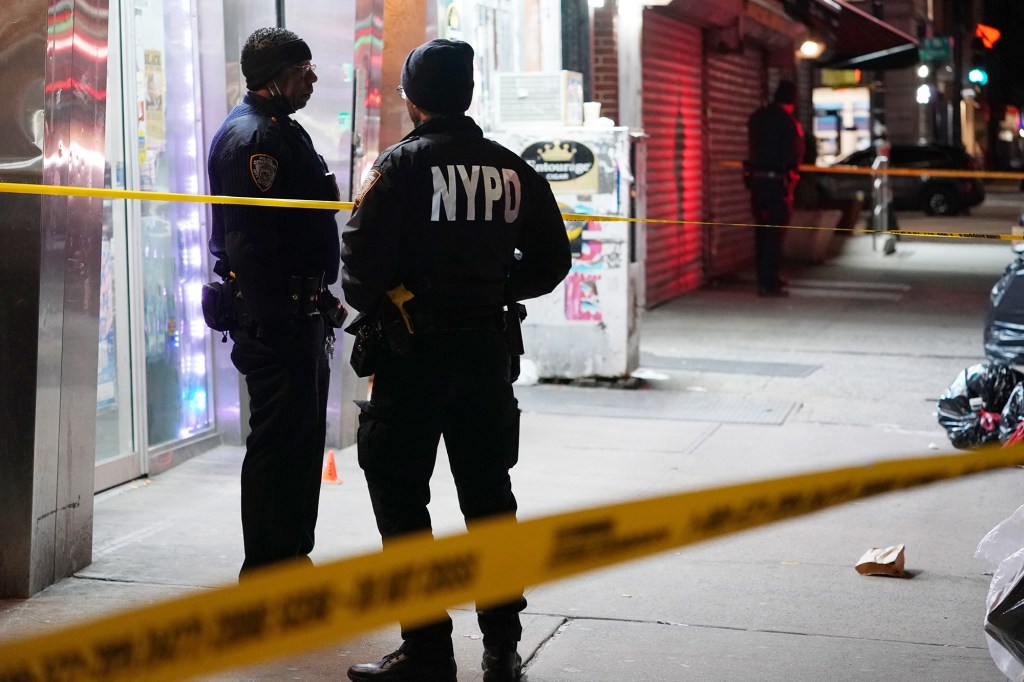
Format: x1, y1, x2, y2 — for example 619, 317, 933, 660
249, 154, 279, 192
353, 169, 382, 209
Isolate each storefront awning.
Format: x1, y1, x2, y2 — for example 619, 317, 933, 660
786, 0, 920, 71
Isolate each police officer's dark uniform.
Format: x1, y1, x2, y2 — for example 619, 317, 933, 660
746, 80, 805, 297
207, 28, 341, 574
342, 39, 571, 682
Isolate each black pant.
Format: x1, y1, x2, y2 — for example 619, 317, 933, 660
356, 329, 526, 657
750, 177, 793, 292
230, 317, 329, 574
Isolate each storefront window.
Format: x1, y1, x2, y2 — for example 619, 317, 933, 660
134, 0, 211, 446
222, 2, 278, 109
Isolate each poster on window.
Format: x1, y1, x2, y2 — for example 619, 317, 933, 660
144, 49, 166, 147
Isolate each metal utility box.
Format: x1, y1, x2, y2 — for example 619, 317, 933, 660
492, 126, 646, 379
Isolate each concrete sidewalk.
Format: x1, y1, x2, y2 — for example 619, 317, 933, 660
3, 232, 1024, 681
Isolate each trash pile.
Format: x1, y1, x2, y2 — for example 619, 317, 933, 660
985, 256, 1024, 366
977, 505, 1024, 682
937, 255, 1024, 449
965, 251, 1024, 680
937, 363, 1021, 449
874, 253, 1024, 673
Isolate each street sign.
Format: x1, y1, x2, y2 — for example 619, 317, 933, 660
919, 36, 951, 61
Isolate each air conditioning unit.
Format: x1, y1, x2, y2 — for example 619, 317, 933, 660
495, 71, 584, 128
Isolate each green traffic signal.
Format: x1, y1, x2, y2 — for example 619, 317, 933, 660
968, 67, 988, 85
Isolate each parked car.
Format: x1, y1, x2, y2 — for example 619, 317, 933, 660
815, 143, 985, 216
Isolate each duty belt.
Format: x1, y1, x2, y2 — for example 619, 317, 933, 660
409, 309, 505, 333
289, 274, 326, 317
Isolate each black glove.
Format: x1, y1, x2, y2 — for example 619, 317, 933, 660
320, 289, 349, 328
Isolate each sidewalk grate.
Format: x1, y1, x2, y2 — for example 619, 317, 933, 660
516, 385, 795, 425
640, 352, 820, 378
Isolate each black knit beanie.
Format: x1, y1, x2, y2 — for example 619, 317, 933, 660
400, 39, 474, 114
241, 38, 312, 90
773, 80, 797, 105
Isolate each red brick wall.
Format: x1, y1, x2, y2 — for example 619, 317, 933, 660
591, 1, 619, 125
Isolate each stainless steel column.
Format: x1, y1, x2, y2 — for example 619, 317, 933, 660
0, 0, 109, 598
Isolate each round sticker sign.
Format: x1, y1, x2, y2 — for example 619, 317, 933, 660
521, 140, 595, 183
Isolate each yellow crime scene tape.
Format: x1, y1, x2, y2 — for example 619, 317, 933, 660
1, 445, 1023, 681
721, 159, 1024, 182
0, 180, 354, 212
2, 166, 1023, 242
561, 212, 1018, 242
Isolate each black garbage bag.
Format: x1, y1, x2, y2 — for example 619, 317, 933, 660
1001, 383, 1024, 446
987, 569, 1024, 673
937, 363, 1021, 449
985, 256, 1024, 365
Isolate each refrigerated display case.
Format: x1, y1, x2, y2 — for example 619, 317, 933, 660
134, 0, 212, 447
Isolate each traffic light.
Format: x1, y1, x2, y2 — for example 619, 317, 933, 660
968, 34, 990, 88
966, 24, 1002, 89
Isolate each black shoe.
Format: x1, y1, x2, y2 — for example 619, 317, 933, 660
347, 648, 457, 682
757, 287, 789, 297
482, 647, 523, 682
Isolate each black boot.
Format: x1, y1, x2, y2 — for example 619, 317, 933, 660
347, 648, 457, 682
482, 646, 522, 682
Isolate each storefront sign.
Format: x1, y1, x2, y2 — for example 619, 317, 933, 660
821, 69, 862, 88
521, 140, 597, 191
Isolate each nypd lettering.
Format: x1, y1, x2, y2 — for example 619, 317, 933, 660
249, 154, 279, 192
431, 165, 521, 223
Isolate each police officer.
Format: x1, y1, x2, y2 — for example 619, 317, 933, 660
342, 39, 570, 682
207, 27, 343, 575
746, 80, 805, 297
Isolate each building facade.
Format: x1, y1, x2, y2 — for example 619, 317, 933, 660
1, 0, 928, 596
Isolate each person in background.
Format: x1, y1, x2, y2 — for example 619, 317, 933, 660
745, 79, 805, 297
341, 38, 571, 682
207, 27, 344, 575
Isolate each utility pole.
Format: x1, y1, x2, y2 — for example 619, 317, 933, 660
951, 0, 970, 146
869, 0, 886, 148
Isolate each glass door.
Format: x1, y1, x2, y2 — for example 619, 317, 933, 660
95, 0, 214, 491
96, 0, 140, 492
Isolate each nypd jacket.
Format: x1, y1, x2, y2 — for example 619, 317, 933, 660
208, 92, 341, 349
341, 114, 571, 318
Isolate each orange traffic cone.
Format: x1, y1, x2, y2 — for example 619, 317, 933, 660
321, 449, 342, 484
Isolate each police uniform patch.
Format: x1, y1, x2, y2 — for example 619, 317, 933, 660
249, 154, 279, 192
353, 169, 381, 208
